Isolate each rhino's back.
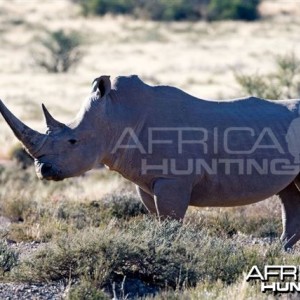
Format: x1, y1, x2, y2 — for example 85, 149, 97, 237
112, 75, 299, 127
149, 85, 299, 129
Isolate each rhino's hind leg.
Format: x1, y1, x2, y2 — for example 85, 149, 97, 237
136, 186, 157, 215
278, 182, 300, 250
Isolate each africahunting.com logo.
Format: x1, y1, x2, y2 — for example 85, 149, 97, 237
246, 265, 300, 293
112, 125, 300, 176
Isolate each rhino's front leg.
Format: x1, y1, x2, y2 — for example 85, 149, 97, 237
153, 178, 191, 220
136, 186, 157, 215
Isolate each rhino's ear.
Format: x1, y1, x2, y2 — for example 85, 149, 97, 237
91, 75, 111, 98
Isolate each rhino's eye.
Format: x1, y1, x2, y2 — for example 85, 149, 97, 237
68, 139, 78, 145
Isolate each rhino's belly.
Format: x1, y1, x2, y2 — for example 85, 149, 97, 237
190, 192, 273, 207
189, 174, 296, 207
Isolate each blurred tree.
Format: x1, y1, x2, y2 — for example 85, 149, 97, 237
76, 0, 260, 21
33, 30, 84, 73
235, 53, 300, 99
208, 0, 260, 21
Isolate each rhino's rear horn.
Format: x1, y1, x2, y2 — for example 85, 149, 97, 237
0, 99, 47, 157
42, 104, 64, 130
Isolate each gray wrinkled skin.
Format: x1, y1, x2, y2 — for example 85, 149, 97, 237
2, 75, 300, 250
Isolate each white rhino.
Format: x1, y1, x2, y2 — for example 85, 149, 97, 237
1, 75, 300, 249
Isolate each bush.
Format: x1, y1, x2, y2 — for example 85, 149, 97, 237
54, 192, 146, 230
194, 210, 281, 239
67, 281, 110, 300
78, 0, 260, 21
101, 192, 147, 219
0, 241, 19, 275
32, 30, 84, 73
8, 144, 33, 169
79, 0, 183, 19
208, 0, 260, 21
134, 0, 204, 21
235, 52, 300, 99
80, 0, 134, 16
14, 219, 268, 298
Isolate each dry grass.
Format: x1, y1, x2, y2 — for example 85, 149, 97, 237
10, 217, 288, 297
0, 163, 129, 241
1, 1, 300, 156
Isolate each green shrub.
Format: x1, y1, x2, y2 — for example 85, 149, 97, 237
101, 192, 147, 219
33, 30, 84, 73
0, 163, 141, 242
80, 0, 134, 16
235, 52, 300, 99
145, 276, 263, 299
14, 219, 268, 298
79, 0, 200, 20
8, 144, 33, 169
78, 0, 259, 21
275, 52, 300, 98
67, 281, 110, 300
235, 72, 280, 100
54, 192, 146, 229
134, 0, 203, 21
194, 210, 281, 239
208, 0, 260, 21
0, 241, 19, 275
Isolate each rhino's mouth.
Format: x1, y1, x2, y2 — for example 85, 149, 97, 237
35, 161, 63, 181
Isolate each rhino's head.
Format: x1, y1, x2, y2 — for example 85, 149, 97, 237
0, 76, 111, 181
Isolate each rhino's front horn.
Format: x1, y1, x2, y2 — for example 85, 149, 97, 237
0, 99, 47, 157
42, 104, 64, 130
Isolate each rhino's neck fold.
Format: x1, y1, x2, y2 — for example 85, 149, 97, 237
96, 92, 147, 179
